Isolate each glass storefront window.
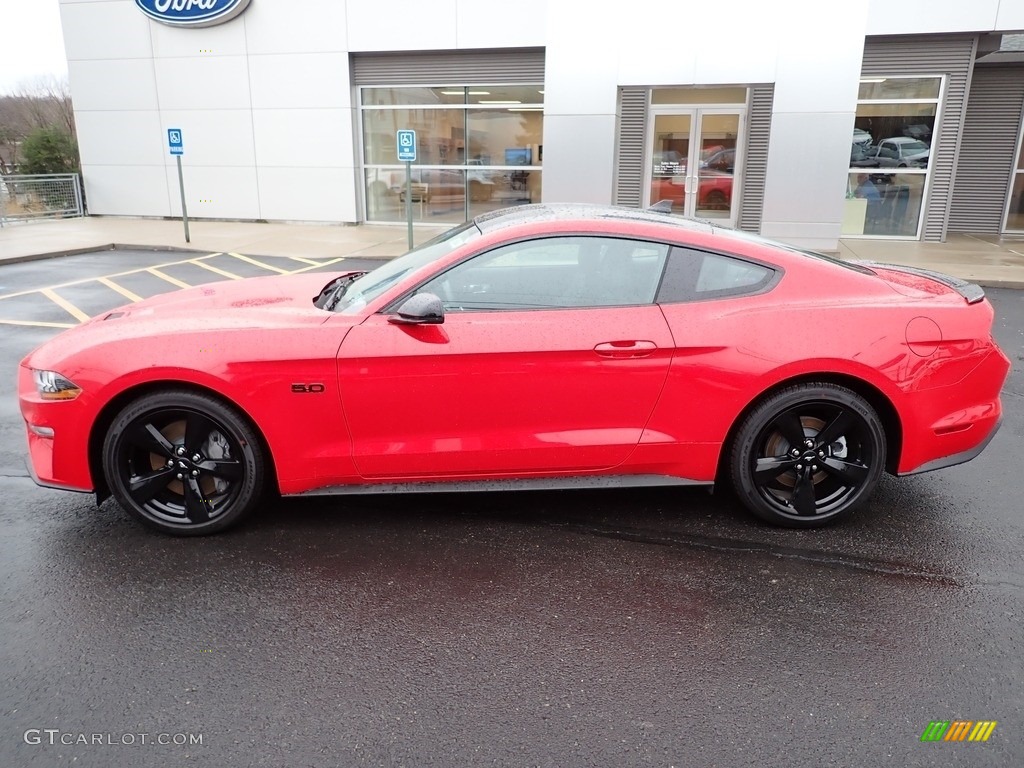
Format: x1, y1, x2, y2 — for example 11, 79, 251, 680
843, 171, 925, 237
467, 85, 544, 105
652, 87, 747, 104
857, 77, 941, 101
362, 87, 468, 106
467, 109, 543, 166
845, 76, 941, 238
1006, 170, 1024, 232
363, 108, 466, 165
1005, 122, 1024, 233
854, 103, 936, 169
361, 84, 544, 224
365, 167, 541, 225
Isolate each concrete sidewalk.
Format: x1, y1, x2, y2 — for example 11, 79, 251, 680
0, 217, 444, 265
1, 215, 1023, 288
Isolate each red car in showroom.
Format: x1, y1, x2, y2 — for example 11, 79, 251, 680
20, 204, 1009, 535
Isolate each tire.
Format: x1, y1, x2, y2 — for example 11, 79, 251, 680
703, 190, 729, 210
729, 383, 885, 528
102, 390, 265, 536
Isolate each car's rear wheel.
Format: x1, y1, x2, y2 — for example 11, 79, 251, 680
102, 390, 265, 536
730, 383, 885, 528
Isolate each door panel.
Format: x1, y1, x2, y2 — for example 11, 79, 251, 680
338, 307, 674, 478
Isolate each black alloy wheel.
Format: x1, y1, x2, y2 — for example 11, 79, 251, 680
730, 383, 885, 527
103, 390, 265, 535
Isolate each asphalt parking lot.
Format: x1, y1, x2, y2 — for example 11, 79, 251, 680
1, 250, 1022, 767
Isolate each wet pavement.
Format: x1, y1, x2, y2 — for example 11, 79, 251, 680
0, 252, 1022, 767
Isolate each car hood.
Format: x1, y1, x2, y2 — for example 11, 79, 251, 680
22, 272, 357, 370
114, 271, 347, 316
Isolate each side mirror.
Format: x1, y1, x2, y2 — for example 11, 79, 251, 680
388, 292, 445, 325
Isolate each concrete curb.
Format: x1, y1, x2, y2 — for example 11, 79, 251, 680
0, 243, 397, 267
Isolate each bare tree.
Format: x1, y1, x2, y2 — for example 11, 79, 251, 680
13, 76, 75, 136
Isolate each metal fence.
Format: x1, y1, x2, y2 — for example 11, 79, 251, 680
0, 174, 84, 226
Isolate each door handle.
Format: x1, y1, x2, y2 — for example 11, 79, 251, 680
594, 340, 657, 359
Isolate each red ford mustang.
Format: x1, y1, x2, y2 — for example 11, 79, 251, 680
19, 204, 1009, 535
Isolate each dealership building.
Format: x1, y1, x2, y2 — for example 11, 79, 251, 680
59, 0, 1024, 250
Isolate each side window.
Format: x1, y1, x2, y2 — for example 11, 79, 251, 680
877, 143, 898, 160
416, 236, 669, 311
695, 253, 772, 293
657, 246, 775, 303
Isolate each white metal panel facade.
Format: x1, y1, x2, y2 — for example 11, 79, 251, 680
56, 0, 1024, 247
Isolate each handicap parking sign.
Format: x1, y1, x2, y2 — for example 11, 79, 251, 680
168, 128, 184, 156
397, 129, 416, 162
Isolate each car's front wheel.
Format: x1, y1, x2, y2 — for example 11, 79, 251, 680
102, 390, 265, 535
730, 383, 885, 528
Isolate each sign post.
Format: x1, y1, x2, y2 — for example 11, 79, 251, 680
167, 128, 190, 243
397, 129, 416, 250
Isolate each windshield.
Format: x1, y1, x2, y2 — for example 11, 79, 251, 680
901, 140, 928, 153
333, 222, 481, 314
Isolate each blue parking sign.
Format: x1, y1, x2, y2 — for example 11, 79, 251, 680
397, 129, 416, 162
168, 128, 184, 156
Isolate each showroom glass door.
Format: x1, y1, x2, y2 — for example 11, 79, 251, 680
647, 108, 743, 226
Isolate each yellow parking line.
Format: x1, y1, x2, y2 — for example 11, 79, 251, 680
0, 318, 76, 329
284, 257, 349, 275
226, 252, 290, 274
191, 260, 243, 280
287, 255, 323, 266
97, 277, 144, 303
0, 252, 223, 301
147, 268, 191, 289
40, 288, 91, 323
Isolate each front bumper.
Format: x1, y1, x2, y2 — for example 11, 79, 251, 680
19, 365, 95, 493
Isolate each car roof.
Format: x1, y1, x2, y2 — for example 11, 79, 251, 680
472, 203, 718, 237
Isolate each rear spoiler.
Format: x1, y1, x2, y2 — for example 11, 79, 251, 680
852, 261, 986, 304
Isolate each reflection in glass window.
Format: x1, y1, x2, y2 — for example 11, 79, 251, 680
695, 253, 771, 293
420, 237, 669, 310
363, 108, 466, 166
1006, 172, 1024, 233
843, 171, 926, 237
467, 109, 543, 167
845, 76, 940, 238
656, 247, 774, 303
857, 77, 941, 100
362, 87, 467, 106
1005, 122, 1024, 233
361, 85, 544, 224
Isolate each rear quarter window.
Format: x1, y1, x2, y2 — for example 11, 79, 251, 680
657, 246, 777, 303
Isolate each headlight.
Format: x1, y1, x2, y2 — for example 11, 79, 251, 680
32, 370, 82, 401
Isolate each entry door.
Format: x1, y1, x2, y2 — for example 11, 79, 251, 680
647, 108, 744, 226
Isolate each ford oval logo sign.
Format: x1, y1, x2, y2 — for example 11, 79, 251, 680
135, 0, 252, 28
